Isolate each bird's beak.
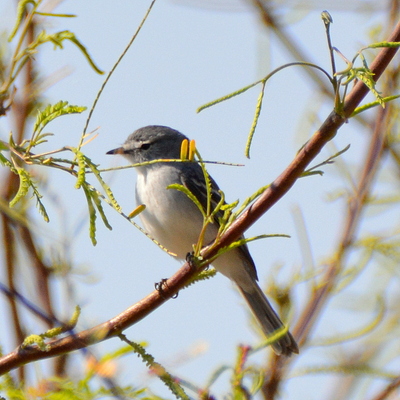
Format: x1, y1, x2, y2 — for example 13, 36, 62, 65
106, 147, 125, 155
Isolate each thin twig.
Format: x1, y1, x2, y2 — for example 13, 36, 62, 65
77, 0, 157, 152
0, 20, 399, 377
369, 374, 400, 400
262, 80, 391, 399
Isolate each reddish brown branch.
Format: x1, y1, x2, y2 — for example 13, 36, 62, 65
293, 104, 389, 345
369, 374, 400, 400
18, 225, 56, 323
1, 19, 399, 380
2, 217, 25, 345
0, 13, 61, 378
251, 0, 333, 98
0, 263, 196, 374
262, 58, 395, 399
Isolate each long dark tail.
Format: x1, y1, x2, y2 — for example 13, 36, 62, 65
237, 282, 298, 356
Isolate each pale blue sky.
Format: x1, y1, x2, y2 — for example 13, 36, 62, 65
0, 1, 394, 399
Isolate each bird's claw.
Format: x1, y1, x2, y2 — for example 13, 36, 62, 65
155, 278, 178, 299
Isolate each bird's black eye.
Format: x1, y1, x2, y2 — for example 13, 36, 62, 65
141, 142, 151, 150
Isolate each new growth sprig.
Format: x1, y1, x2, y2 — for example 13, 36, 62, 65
197, 10, 400, 158
164, 141, 290, 272
0, 0, 103, 115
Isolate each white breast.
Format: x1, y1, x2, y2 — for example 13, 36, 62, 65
134, 165, 256, 290
135, 165, 213, 259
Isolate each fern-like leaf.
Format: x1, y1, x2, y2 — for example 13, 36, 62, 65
87, 157, 122, 212
31, 183, 49, 222
217, 199, 239, 234
119, 335, 190, 400
74, 150, 86, 189
356, 68, 383, 106
352, 94, 400, 116
0, 152, 13, 169
303, 144, 350, 177
7, 167, 49, 222
91, 189, 112, 231
8, 0, 36, 41
9, 167, 30, 208
33, 101, 86, 136
207, 234, 290, 265
183, 268, 217, 288
167, 183, 206, 218
29, 30, 103, 74
228, 183, 270, 226
82, 185, 97, 246
245, 81, 265, 158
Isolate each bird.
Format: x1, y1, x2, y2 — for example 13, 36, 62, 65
107, 125, 298, 356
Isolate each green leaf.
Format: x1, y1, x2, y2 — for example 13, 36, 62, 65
366, 41, 400, 49
206, 234, 290, 266
8, 0, 36, 41
356, 69, 383, 105
183, 268, 217, 288
119, 335, 190, 400
217, 199, 239, 233
168, 183, 206, 218
351, 95, 400, 116
227, 234, 290, 251
303, 144, 350, 176
8, 131, 16, 148
292, 364, 397, 380
0, 141, 9, 151
31, 184, 49, 222
0, 153, 13, 169
82, 185, 97, 246
26, 101, 86, 153
245, 81, 265, 158
301, 170, 324, 177
74, 150, 86, 189
87, 157, 122, 212
21, 334, 50, 351
9, 167, 30, 208
33, 101, 86, 136
7, 167, 49, 222
313, 296, 385, 346
197, 80, 262, 113
72, 151, 114, 237
28, 30, 104, 74
21, 306, 80, 351
99, 345, 136, 363
91, 189, 112, 231
196, 150, 215, 220
229, 183, 270, 226
34, 11, 77, 18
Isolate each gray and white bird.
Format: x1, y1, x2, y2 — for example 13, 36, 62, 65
107, 125, 298, 356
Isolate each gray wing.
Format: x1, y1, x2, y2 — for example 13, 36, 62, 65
179, 163, 259, 281
179, 163, 224, 223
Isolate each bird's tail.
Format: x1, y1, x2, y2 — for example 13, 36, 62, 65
237, 281, 298, 356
